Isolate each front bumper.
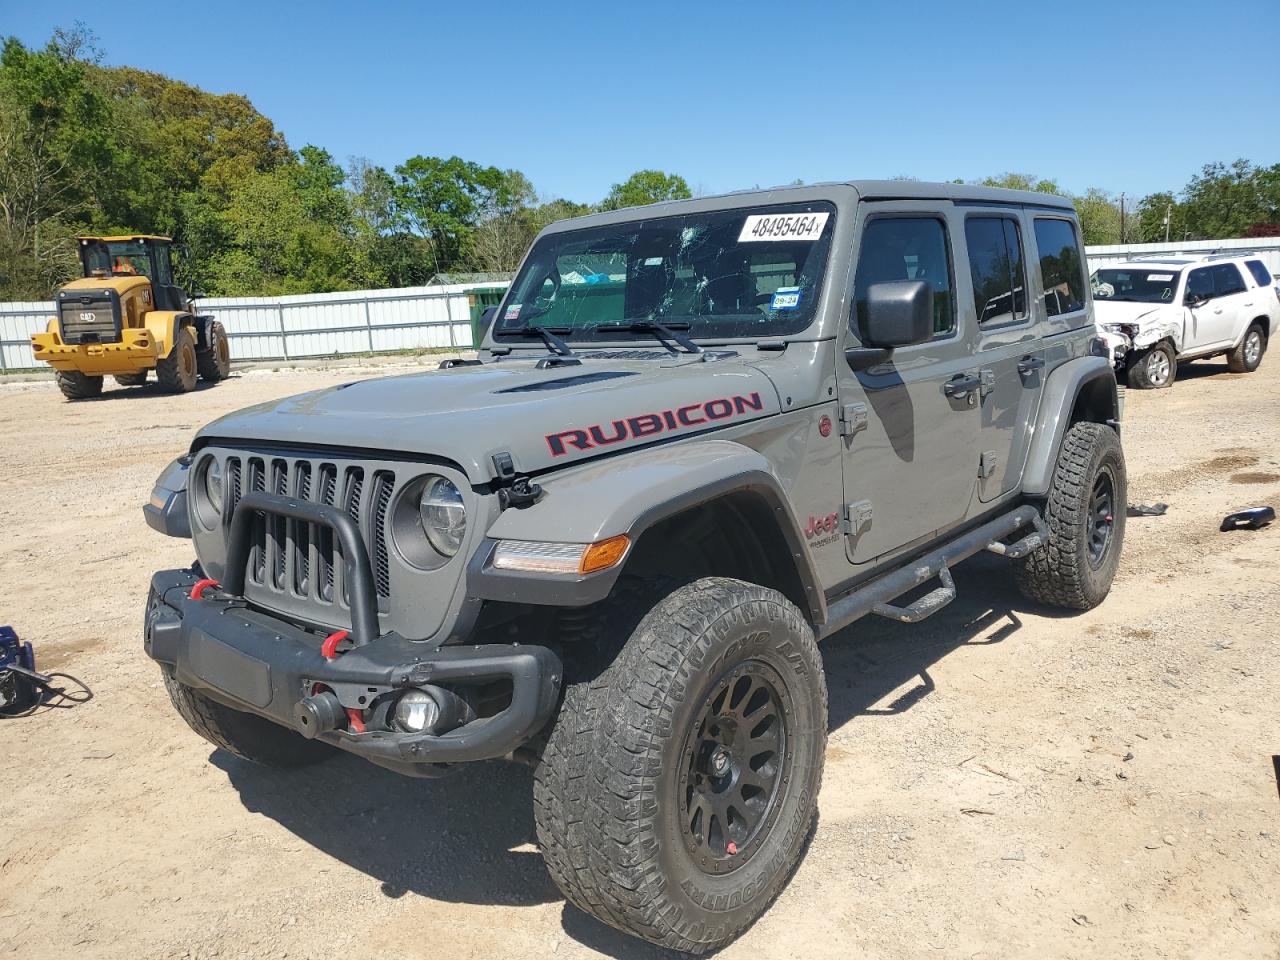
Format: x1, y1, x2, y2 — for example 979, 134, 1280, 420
31, 329, 160, 373
146, 569, 561, 771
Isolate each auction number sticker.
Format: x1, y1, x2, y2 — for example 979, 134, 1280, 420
739, 211, 829, 243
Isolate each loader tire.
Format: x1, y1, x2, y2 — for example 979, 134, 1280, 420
55, 370, 103, 401
156, 326, 198, 393
197, 321, 231, 382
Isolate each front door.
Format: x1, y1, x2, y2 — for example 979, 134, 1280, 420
837, 203, 980, 565
1184, 264, 1244, 351
961, 211, 1047, 501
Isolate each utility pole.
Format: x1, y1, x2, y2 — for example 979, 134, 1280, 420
1163, 203, 1171, 243
1119, 193, 1126, 245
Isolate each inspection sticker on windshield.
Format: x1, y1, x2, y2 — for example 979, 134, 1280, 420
770, 287, 802, 310
739, 212, 829, 243
504, 303, 522, 321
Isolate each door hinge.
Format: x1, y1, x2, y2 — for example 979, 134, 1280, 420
979, 450, 999, 479
844, 500, 873, 535
840, 402, 868, 437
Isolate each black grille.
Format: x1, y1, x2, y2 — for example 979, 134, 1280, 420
222, 456, 393, 609
57, 291, 121, 344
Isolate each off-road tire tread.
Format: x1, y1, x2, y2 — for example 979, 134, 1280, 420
579, 578, 826, 954
1226, 322, 1264, 373
55, 371, 103, 400
156, 325, 197, 393
1014, 422, 1125, 610
161, 667, 333, 767
1127, 342, 1174, 389
196, 321, 231, 382
533, 577, 673, 917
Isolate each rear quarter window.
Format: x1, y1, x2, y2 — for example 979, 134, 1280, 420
1033, 218, 1086, 316
1244, 259, 1273, 287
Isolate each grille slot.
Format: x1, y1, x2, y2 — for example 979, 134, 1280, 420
57, 296, 120, 344
218, 456, 391, 613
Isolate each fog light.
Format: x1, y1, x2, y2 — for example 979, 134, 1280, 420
393, 689, 440, 733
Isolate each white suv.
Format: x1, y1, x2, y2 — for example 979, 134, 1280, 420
1091, 253, 1280, 389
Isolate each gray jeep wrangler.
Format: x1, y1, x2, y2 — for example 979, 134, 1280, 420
143, 181, 1125, 954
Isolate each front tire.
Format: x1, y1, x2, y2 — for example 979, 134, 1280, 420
196, 321, 232, 382
1127, 341, 1175, 389
161, 667, 335, 767
569, 578, 826, 954
55, 370, 103, 401
156, 325, 198, 393
1227, 323, 1265, 373
1015, 422, 1126, 610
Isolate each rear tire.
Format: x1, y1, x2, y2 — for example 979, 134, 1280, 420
1127, 341, 1175, 389
1227, 323, 1265, 373
55, 370, 103, 401
196, 321, 231, 382
114, 372, 147, 387
156, 325, 198, 393
161, 667, 335, 767
1015, 422, 1126, 610
568, 578, 826, 954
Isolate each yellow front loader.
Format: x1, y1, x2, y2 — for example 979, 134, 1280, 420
31, 235, 231, 401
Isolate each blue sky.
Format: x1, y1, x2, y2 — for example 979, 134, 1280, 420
3, 0, 1277, 204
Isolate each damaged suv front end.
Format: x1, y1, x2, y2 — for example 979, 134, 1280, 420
1091, 265, 1185, 368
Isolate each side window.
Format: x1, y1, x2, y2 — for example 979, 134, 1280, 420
1186, 267, 1214, 301
155, 246, 174, 287
964, 216, 1028, 325
1245, 260, 1272, 287
853, 217, 955, 339
1033, 218, 1085, 317
1212, 263, 1247, 296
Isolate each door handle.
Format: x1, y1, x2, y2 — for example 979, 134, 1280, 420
1017, 356, 1045, 375
944, 374, 982, 397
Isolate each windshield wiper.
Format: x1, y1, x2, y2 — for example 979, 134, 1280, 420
597, 319, 702, 355
511, 324, 574, 356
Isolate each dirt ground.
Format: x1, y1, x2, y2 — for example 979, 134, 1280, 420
1, 355, 1278, 960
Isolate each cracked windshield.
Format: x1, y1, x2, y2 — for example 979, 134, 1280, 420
495, 202, 835, 343
1091, 267, 1182, 303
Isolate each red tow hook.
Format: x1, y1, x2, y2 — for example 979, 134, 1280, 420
189, 578, 220, 600
317, 630, 365, 732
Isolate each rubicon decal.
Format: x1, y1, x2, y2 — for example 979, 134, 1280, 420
546, 392, 765, 457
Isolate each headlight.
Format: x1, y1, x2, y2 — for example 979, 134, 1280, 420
419, 476, 466, 557
205, 458, 223, 514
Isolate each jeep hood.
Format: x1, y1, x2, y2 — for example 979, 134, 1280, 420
195, 354, 782, 482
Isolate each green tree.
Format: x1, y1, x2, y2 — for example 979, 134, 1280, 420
980, 172, 1062, 195
1134, 191, 1185, 243
1073, 188, 1122, 246
1181, 160, 1280, 239
600, 169, 691, 211
0, 34, 108, 297
393, 155, 526, 274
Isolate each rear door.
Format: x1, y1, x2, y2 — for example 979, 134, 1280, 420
837, 202, 980, 564
961, 210, 1045, 501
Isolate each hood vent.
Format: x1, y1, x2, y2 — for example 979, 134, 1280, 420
496, 370, 638, 393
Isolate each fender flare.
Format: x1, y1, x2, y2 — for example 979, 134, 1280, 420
142, 311, 192, 359
1022, 355, 1118, 497
468, 439, 825, 622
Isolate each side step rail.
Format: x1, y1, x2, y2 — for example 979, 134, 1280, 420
985, 515, 1050, 559
817, 505, 1042, 640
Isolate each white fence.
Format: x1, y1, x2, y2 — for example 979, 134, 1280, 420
0, 281, 507, 370
4, 237, 1280, 370
1086, 237, 1280, 274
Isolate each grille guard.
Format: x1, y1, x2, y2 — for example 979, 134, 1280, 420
224, 491, 380, 644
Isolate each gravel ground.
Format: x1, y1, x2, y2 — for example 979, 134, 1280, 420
1, 356, 1277, 960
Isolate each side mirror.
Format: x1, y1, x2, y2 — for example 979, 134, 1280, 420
864, 280, 934, 348
479, 305, 498, 332
1184, 290, 1210, 307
